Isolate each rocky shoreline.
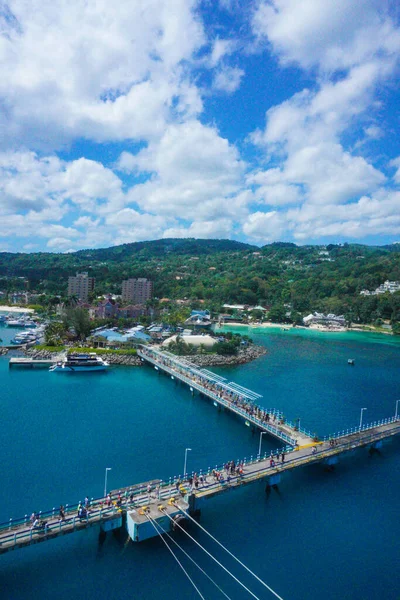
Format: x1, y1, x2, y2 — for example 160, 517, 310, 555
19, 344, 267, 367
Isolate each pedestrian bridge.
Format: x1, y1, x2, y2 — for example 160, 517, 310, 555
1, 419, 399, 554
137, 346, 314, 447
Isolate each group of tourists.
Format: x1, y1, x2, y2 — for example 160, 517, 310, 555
141, 348, 286, 432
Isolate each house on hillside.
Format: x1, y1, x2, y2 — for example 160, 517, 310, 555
96, 297, 119, 319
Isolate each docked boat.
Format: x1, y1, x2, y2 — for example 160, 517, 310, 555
49, 353, 109, 373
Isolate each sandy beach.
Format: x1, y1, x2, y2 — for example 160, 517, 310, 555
0, 306, 35, 314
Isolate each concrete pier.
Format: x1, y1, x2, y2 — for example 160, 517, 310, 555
1, 420, 399, 555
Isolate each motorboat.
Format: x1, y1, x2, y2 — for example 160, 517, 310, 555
49, 353, 109, 373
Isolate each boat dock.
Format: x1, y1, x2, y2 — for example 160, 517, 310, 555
1, 344, 399, 556
1, 419, 399, 554
9, 358, 56, 368
137, 347, 314, 447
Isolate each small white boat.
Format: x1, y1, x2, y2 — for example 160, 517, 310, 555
49, 353, 109, 373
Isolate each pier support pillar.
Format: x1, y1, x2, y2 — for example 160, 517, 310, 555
324, 455, 338, 471
369, 440, 383, 455
186, 493, 201, 517
265, 473, 281, 494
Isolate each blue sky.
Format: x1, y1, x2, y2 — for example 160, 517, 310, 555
1, 0, 400, 252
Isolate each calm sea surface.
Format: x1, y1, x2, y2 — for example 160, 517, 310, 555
1, 325, 399, 600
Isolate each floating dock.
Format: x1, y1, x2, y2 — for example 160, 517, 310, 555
9, 358, 55, 368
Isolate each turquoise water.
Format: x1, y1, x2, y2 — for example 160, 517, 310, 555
1, 330, 400, 600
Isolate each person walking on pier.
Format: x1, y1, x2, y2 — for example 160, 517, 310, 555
59, 505, 65, 521
281, 453, 285, 463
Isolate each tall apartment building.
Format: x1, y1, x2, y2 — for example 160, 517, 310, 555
67, 272, 95, 303
121, 278, 153, 304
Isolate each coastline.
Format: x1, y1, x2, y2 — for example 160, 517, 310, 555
217, 321, 394, 336
20, 343, 267, 367
0, 306, 35, 313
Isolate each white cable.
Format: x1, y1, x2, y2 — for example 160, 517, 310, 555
178, 507, 285, 600
145, 514, 206, 600
162, 510, 262, 600
177, 507, 285, 600
149, 515, 233, 600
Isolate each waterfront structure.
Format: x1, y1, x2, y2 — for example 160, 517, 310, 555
303, 312, 346, 327
360, 280, 400, 296
67, 272, 95, 303
121, 278, 153, 304
1, 411, 398, 553
95, 297, 119, 319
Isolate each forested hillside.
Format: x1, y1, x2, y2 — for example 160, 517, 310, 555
1, 239, 400, 325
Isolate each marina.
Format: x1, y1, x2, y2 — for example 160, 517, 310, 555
0, 418, 398, 554
1, 344, 399, 556
1, 329, 400, 600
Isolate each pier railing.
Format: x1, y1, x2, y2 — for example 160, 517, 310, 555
138, 348, 298, 446
324, 416, 400, 441
1, 421, 400, 552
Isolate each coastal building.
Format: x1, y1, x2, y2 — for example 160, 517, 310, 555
119, 304, 148, 319
303, 312, 346, 327
68, 272, 95, 302
360, 280, 400, 296
121, 278, 153, 304
96, 297, 119, 319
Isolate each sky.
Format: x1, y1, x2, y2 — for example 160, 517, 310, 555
1, 0, 400, 253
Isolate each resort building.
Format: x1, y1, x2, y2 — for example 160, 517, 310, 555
67, 272, 95, 302
360, 280, 400, 296
121, 278, 153, 304
303, 312, 346, 327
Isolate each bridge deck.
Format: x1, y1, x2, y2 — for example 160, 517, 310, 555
1, 421, 399, 554
138, 347, 314, 446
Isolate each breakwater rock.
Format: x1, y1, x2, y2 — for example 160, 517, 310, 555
23, 344, 266, 367
189, 344, 267, 367
24, 348, 142, 366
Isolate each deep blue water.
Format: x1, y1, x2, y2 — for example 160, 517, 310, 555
1, 329, 400, 600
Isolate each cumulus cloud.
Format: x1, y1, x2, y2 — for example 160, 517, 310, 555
213, 66, 244, 93
252, 0, 400, 72
0, 0, 206, 149
121, 120, 246, 219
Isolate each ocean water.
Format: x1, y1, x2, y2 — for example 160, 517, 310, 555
0, 329, 399, 600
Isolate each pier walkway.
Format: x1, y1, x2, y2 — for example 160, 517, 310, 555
1, 419, 399, 554
9, 357, 56, 368
138, 347, 314, 447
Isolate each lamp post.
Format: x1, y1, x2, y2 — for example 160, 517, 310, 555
359, 408, 367, 431
258, 431, 266, 457
183, 448, 192, 478
104, 467, 112, 498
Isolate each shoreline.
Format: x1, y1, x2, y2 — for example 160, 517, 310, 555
19, 343, 267, 367
0, 306, 35, 314
217, 322, 394, 336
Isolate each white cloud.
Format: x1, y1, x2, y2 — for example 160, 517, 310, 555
122, 120, 246, 219
252, 0, 400, 72
242, 211, 286, 242
213, 66, 244, 93
164, 218, 234, 239
0, 0, 206, 149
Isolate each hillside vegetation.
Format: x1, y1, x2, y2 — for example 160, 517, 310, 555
1, 239, 400, 327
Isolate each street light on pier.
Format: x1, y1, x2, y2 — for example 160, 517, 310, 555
395, 400, 400, 421
183, 448, 192, 478
359, 408, 367, 431
258, 431, 267, 457
104, 467, 112, 498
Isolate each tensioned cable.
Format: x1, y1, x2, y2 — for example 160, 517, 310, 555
161, 510, 262, 600
145, 514, 206, 600
148, 515, 233, 600
176, 506, 285, 600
